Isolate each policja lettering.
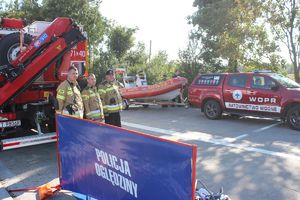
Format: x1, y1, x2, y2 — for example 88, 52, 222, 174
94, 148, 138, 198
95, 148, 131, 176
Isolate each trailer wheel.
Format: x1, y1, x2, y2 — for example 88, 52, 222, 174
0, 32, 33, 65
286, 106, 300, 131
204, 100, 222, 119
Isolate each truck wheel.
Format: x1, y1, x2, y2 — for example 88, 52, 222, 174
204, 100, 222, 120
0, 32, 33, 65
286, 106, 300, 131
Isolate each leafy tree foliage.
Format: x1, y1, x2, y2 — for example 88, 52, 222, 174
189, 0, 279, 72
107, 25, 136, 63
0, 0, 42, 20
125, 42, 148, 69
264, 0, 300, 81
145, 51, 176, 84
177, 39, 203, 83
0, 0, 106, 46
42, 0, 106, 46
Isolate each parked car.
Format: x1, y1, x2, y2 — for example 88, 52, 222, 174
188, 71, 300, 130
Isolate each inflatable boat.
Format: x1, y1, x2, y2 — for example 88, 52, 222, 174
120, 77, 188, 101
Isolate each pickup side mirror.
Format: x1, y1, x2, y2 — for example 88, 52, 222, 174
271, 85, 279, 91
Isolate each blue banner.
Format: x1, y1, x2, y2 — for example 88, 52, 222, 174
57, 115, 196, 200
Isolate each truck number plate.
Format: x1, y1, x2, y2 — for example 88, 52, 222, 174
0, 120, 21, 128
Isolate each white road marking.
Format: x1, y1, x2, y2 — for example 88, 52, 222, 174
123, 121, 177, 135
122, 121, 300, 161
253, 121, 283, 133
224, 134, 249, 142
234, 134, 249, 140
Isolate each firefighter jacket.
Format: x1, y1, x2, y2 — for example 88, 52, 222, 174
56, 80, 83, 118
98, 80, 123, 114
81, 86, 104, 121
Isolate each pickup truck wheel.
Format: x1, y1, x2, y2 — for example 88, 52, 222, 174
286, 106, 300, 131
204, 100, 222, 119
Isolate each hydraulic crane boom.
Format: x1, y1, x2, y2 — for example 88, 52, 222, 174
0, 17, 85, 107
0, 17, 87, 150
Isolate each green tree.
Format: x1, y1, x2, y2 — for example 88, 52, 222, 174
178, 36, 225, 83
92, 30, 143, 82
264, 0, 300, 82
125, 42, 147, 68
0, 0, 106, 47
124, 42, 148, 76
108, 25, 136, 63
190, 0, 278, 72
92, 47, 118, 83
0, 0, 42, 20
42, 0, 106, 46
145, 51, 175, 84
178, 38, 203, 83
0, 0, 3, 7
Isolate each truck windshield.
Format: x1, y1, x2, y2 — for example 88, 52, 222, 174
270, 74, 300, 88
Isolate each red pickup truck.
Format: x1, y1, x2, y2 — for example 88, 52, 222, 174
188, 72, 300, 130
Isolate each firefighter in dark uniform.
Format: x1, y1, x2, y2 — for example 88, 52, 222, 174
56, 66, 83, 118
98, 69, 123, 127
81, 73, 104, 121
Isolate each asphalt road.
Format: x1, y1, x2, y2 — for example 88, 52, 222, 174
1, 106, 300, 199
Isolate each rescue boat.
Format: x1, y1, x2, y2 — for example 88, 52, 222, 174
120, 77, 188, 101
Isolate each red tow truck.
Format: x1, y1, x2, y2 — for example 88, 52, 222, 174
188, 71, 300, 130
0, 17, 88, 150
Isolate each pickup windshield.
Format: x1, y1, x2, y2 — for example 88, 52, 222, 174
269, 73, 300, 88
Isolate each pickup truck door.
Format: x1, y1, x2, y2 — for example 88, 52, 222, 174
244, 74, 282, 114
223, 74, 250, 111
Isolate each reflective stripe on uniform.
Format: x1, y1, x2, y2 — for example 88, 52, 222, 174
81, 94, 89, 101
57, 89, 65, 94
89, 93, 97, 97
98, 89, 106, 95
103, 103, 123, 112
86, 109, 102, 117
62, 110, 83, 118
104, 87, 115, 92
56, 94, 66, 100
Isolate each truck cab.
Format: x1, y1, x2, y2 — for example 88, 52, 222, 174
0, 17, 88, 150
188, 72, 300, 131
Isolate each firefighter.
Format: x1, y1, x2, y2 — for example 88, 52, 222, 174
81, 73, 104, 121
98, 69, 123, 127
56, 66, 83, 118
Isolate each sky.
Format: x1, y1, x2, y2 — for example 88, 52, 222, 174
99, 0, 196, 61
